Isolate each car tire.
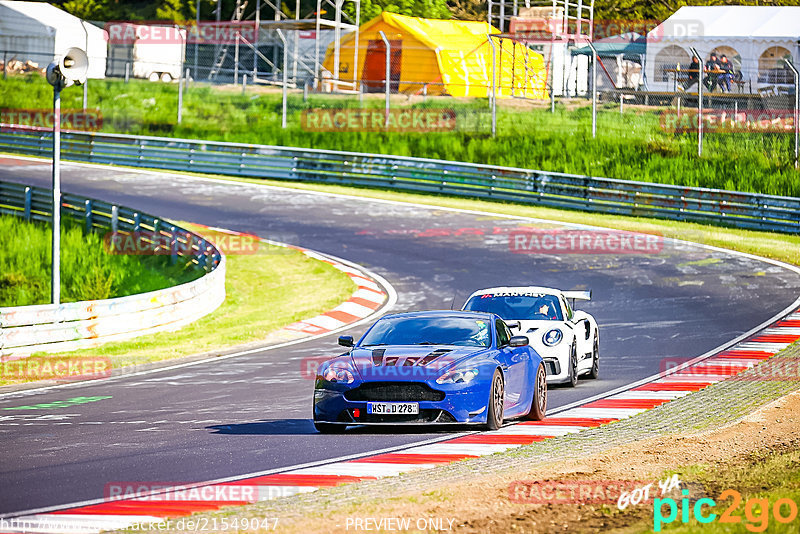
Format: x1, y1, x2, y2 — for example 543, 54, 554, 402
567, 342, 578, 387
160, 72, 172, 83
525, 363, 547, 421
484, 369, 505, 430
314, 422, 344, 434
148, 72, 160, 82
588, 334, 599, 379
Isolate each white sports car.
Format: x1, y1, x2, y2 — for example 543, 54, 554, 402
462, 287, 599, 386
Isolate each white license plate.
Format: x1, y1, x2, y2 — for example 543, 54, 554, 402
366, 402, 419, 415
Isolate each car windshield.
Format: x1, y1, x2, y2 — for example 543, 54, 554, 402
360, 316, 492, 347
464, 293, 563, 321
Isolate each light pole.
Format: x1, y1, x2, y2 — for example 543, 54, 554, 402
45, 47, 88, 305
690, 47, 703, 157
487, 34, 497, 137
379, 31, 391, 128
783, 58, 798, 169
586, 41, 598, 139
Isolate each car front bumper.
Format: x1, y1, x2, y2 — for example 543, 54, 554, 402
313, 379, 492, 425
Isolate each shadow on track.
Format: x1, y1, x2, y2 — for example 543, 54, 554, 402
206, 419, 466, 435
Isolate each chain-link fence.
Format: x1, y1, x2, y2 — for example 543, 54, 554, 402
1, 25, 798, 191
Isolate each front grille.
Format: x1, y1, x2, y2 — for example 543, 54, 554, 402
348, 408, 455, 423
344, 382, 446, 402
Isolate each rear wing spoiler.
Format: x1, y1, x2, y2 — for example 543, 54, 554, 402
563, 290, 591, 302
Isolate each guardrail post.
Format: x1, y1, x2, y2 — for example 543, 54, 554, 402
24, 187, 31, 221
133, 212, 141, 232
152, 219, 161, 255
169, 225, 177, 264
111, 205, 118, 233
84, 199, 92, 233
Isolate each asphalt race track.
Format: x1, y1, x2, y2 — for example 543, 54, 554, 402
2, 157, 800, 516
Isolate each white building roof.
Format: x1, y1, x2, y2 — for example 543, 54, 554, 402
0, 1, 107, 78
649, 6, 800, 41
1, 1, 84, 37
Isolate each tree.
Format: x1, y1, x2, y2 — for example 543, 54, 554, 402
347, 0, 451, 22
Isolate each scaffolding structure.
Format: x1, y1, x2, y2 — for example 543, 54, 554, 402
492, 0, 594, 96
489, 0, 593, 36
203, 0, 360, 87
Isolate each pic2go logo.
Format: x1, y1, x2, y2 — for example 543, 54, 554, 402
654, 489, 799, 532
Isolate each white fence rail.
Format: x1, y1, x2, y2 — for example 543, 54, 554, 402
0, 181, 225, 358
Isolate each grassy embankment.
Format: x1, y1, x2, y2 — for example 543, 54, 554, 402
0, 214, 198, 306
0, 217, 356, 386
0, 74, 797, 196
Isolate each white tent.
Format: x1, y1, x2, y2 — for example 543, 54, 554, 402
646, 6, 800, 92
0, 1, 107, 79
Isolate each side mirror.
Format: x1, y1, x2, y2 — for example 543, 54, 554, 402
508, 335, 529, 347
504, 320, 520, 330
338, 335, 354, 347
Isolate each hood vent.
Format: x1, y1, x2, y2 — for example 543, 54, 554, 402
418, 348, 452, 367
371, 348, 386, 366
369, 348, 453, 367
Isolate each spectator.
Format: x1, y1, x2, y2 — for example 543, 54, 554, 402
682, 56, 701, 91
704, 52, 720, 92
718, 55, 734, 92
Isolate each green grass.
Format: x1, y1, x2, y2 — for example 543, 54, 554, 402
631, 448, 800, 533
0, 215, 200, 306
0, 225, 357, 386
1, 73, 798, 196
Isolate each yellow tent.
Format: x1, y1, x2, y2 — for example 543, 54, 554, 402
322, 12, 547, 99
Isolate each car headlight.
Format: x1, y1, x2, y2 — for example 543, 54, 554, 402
436, 368, 479, 385
322, 366, 355, 384
543, 328, 563, 347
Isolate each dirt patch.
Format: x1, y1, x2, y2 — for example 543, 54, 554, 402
274, 390, 800, 534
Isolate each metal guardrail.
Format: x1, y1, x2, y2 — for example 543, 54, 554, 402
1, 125, 799, 234
0, 179, 225, 357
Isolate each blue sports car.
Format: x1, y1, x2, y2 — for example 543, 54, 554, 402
313, 310, 547, 433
